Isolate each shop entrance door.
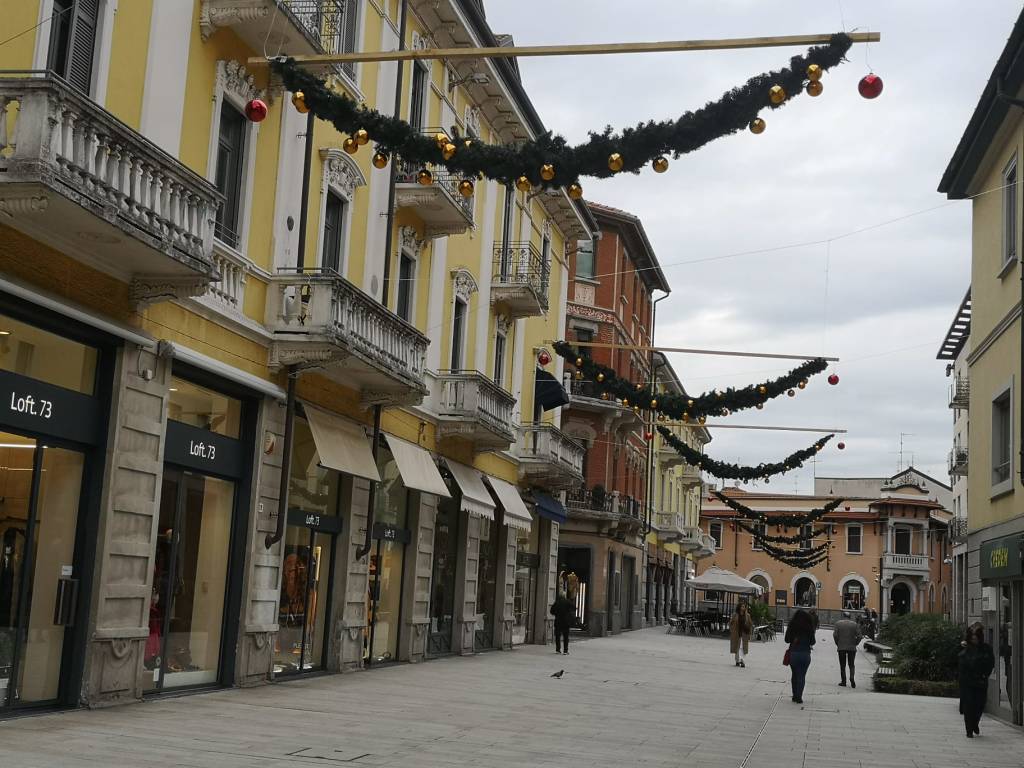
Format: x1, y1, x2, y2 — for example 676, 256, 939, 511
0, 433, 85, 710
621, 556, 636, 631
428, 495, 460, 656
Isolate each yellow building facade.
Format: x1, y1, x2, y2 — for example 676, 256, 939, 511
0, 0, 593, 710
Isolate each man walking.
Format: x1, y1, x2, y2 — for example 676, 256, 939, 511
834, 610, 863, 688
550, 593, 574, 654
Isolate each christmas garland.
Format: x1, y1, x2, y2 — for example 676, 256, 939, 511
269, 33, 853, 189
733, 518, 830, 545
555, 342, 828, 420
712, 491, 845, 528
658, 426, 831, 480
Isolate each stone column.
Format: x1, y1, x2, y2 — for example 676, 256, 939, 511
533, 518, 558, 644
494, 521, 517, 650
331, 476, 372, 671
399, 492, 436, 663
453, 511, 481, 654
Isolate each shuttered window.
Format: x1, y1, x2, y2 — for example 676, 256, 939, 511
322, 191, 345, 273
48, 0, 99, 96
214, 102, 247, 248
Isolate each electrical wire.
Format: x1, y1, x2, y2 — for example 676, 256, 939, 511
0, 4, 72, 50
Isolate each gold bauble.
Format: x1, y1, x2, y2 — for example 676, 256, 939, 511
434, 132, 449, 149
372, 152, 389, 169
798, 380, 807, 390
291, 91, 310, 114
806, 80, 823, 97
632, 406, 639, 413
806, 63, 823, 82
787, 389, 796, 397
596, 373, 605, 382
515, 175, 532, 193
682, 413, 690, 423
568, 183, 584, 200
355, 128, 370, 146
650, 399, 658, 409
342, 138, 358, 155
575, 370, 583, 380
698, 416, 707, 425
723, 409, 730, 417
758, 385, 767, 395
756, 403, 764, 410
636, 383, 644, 391
622, 398, 629, 407
442, 142, 457, 161
540, 163, 556, 181
463, 139, 473, 149
608, 153, 624, 172
458, 179, 474, 198
687, 399, 694, 408
575, 357, 583, 367
749, 118, 766, 135
769, 85, 786, 105
601, 392, 610, 401
652, 156, 669, 173
416, 169, 433, 185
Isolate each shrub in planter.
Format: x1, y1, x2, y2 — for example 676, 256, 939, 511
873, 675, 958, 698
749, 600, 773, 627
885, 615, 962, 682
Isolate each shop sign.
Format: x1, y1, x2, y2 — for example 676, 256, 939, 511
164, 419, 244, 478
372, 522, 411, 544
980, 535, 1024, 580
0, 369, 100, 444
775, 589, 788, 606
287, 507, 343, 534
517, 552, 541, 569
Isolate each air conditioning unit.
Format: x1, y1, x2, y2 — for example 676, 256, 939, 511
982, 586, 998, 613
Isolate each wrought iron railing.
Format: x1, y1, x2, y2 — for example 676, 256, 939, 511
436, 370, 516, 440
492, 241, 550, 303
283, 0, 359, 77
395, 156, 474, 220
949, 374, 970, 409
948, 446, 968, 476
951, 516, 968, 542
567, 485, 614, 513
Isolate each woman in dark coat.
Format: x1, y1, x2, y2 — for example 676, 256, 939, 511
784, 609, 816, 703
959, 622, 995, 738
550, 594, 574, 655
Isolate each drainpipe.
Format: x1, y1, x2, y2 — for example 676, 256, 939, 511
266, 368, 297, 549
296, 111, 315, 273
357, 0, 409, 562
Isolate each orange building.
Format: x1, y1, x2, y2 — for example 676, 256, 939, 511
699, 484, 954, 623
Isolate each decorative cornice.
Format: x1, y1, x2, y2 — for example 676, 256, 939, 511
399, 226, 426, 258
319, 147, 367, 200
200, 1, 271, 41
130, 276, 211, 307
451, 268, 479, 301
464, 105, 481, 137
216, 59, 265, 104
495, 313, 512, 335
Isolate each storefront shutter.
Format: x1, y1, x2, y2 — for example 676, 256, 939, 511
67, 0, 100, 95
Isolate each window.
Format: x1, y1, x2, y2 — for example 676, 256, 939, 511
541, 231, 551, 273
450, 298, 467, 370
575, 328, 593, 358
337, 0, 360, 79
992, 385, 1013, 491
410, 61, 428, 132
48, 0, 98, 95
322, 191, 346, 273
576, 238, 595, 279
799, 524, 813, 552
492, 331, 506, 386
894, 526, 911, 555
751, 522, 765, 550
214, 101, 247, 248
396, 252, 415, 322
709, 522, 722, 549
1003, 157, 1017, 270
847, 524, 862, 554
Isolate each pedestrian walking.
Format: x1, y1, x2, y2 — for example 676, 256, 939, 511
833, 610, 863, 688
729, 601, 753, 668
550, 593, 574, 655
959, 622, 995, 738
784, 609, 816, 704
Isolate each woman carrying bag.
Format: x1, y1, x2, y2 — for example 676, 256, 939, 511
959, 622, 995, 738
729, 602, 753, 668
784, 609, 816, 703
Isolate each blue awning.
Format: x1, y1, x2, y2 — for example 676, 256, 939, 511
533, 491, 567, 524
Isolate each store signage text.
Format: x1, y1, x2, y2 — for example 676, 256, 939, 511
9, 392, 53, 420
990, 546, 1009, 571
980, 534, 1024, 580
164, 419, 244, 478
188, 439, 217, 461
287, 507, 343, 534
0, 369, 100, 445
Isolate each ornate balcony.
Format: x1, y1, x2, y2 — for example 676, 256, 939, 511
201, 0, 358, 77
680, 463, 702, 487
435, 370, 516, 450
395, 156, 475, 238
677, 526, 704, 553
949, 374, 970, 410
567, 378, 640, 428
515, 423, 584, 490
0, 75, 220, 303
654, 512, 685, 542
951, 516, 969, 543
884, 553, 929, 574
694, 534, 718, 559
491, 241, 549, 318
949, 446, 968, 477
266, 269, 429, 406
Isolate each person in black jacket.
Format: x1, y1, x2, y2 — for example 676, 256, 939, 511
959, 622, 995, 738
785, 609, 817, 703
550, 593, 575, 654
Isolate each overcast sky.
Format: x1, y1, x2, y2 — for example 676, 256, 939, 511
487, 1, 1020, 493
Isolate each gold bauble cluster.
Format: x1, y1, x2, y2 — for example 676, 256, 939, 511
442, 142, 457, 161
608, 153, 624, 172
343, 138, 358, 155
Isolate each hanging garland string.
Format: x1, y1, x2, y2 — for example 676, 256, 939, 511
732, 518, 830, 545
658, 426, 831, 480
555, 342, 828, 420
712, 491, 845, 528
269, 33, 853, 189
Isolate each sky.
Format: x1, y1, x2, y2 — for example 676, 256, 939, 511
486, 0, 1021, 493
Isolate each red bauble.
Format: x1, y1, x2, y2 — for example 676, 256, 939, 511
837, 441, 846, 450
244, 98, 268, 122
644, 431, 653, 440
858, 74, 883, 99
537, 350, 551, 366
828, 373, 840, 386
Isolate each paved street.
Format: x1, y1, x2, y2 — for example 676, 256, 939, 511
1, 628, 1018, 768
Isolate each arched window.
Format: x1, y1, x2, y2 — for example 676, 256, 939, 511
842, 580, 865, 610
750, 575, 770, 603
794, 577, 817, 607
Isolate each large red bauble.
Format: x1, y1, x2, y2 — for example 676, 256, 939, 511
837, 441, 846, 450
245, 98, 268, 122
858, 74, 883, 99
537, 350, 551, 366
828, 373, 840, 386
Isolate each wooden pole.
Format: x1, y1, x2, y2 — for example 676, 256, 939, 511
248, 31, 880, 67
557, 340, 839, 363
663, 423, 846, 434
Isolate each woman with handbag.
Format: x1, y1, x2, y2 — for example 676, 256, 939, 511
959, 622, 995, 737
784, 609, 816, 703
729, 601, 753, 668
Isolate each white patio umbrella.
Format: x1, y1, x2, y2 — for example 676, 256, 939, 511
685, 566, 763, 596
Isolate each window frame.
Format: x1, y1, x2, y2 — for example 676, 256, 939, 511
409, 59, 429, 132
799, 523, 814, 552
709, 521, 723, 550
1002, 156, 1018, 275
492, 328, 506, 387
846, 523, 863, 555
321, 189, 347, 274
395, 249, 416, 323
751, 521, 765, 551
991, 378, 1015, 497
575, 238, 596, 280
450, 296, 468, 371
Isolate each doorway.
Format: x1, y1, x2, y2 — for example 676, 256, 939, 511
621, 556, 636, 630
428, 494, 460, 656
0, 433, 85, 710
474, 515, 500, 651
890, 583, 911, 615
557, 547, 590, 631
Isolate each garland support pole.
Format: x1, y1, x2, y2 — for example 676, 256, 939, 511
248, 31, 880, 67
558, 340, 839, 363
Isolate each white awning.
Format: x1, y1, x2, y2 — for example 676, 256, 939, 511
383, 435, 451, 498
304, 405, 380, 482
484, 475, 533, 532
442, 459, 495, 519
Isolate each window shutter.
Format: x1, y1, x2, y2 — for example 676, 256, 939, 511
67, 0, 100, 95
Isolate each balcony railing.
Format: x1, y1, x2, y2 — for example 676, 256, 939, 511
694, 534, 718, 559
949, 374, 970, 410
566, 485, 614, 514
949, 446, 968, 477
951, 516, 968, 543
884, 553, 929, 573
677, 526, 704, 553
515, 423, 584, 489
491, 241, 549, 318
0, 75, 219, 301
266, 268, 429, 405
655, 511, 685, 539
394, 154, 474, 237
436, 370, 516, 450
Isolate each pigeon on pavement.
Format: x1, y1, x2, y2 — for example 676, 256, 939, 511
550, 670, 564, 678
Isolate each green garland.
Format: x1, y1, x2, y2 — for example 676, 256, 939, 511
733, 518, 830, 545
555, 342, 828, 419
269, 34, 853, 188
658, 426, 831, 480
712, 491, 845, 528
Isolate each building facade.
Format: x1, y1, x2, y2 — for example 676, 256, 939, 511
699, 486, 953, 624
0, 0, 597, 712
939, 7, 1024, 726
